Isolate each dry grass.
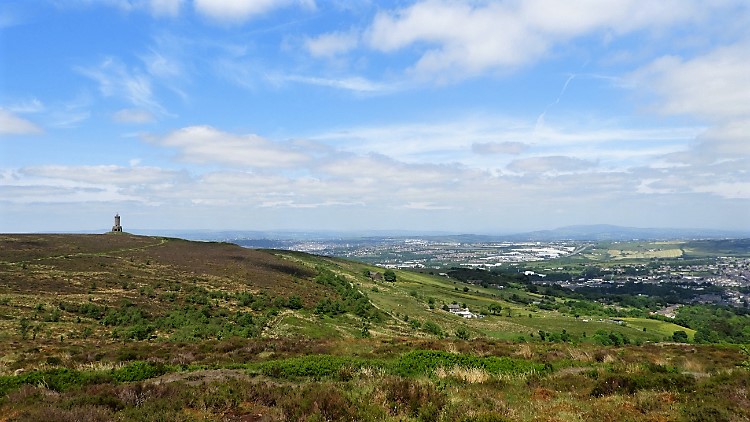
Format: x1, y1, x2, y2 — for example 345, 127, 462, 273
434, 366, 491, 383
566, 346, 593, 362
515, 343, 534, 359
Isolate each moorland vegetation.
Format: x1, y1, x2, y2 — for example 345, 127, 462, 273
0, 234, 748, 421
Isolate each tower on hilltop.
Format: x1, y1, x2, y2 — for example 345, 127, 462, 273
112, 213, 123, 232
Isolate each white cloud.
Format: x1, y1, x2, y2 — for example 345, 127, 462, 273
154, 125, 310, 168
631, 42, 750, 121
305, 31, 359, 57
631, 41, 750, 166
0, 109, 43, 135
78, 57, 166, 115
279, 74, 391, 93
7, 98, 45, 114
402, 201, 452, 210
313, 116, 700, 170
19, 165, 185, 185
148, 0, 183, 16
362, 0, 732, 79
193, 0, 315, 23
472, 141, 529, 155
65, 0, 183, 17
113, 108, 156, 124
507, 156, 598, 174
693, 182, 750, 199
0, 165, 185, 205
141, 49, 183, 79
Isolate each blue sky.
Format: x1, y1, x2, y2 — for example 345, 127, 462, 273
1, 0, 749, 233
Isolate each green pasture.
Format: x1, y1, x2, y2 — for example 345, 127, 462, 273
621, 317, 696, 340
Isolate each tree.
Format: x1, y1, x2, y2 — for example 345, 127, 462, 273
383, 269, 397, 282
455, 327, 470, 340
18, 318, 30, 340
287, 295, 303, 310
672, 330, 689, 343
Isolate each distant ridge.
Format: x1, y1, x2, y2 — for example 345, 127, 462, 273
496, 225, 750, 242
59, 225, 749, 243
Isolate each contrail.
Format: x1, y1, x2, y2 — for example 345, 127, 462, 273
535, 73, 576, 132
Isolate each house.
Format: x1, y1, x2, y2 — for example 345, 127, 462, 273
368, 271, 383, 281
446, 304, 482, 319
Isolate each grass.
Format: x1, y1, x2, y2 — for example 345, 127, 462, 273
1, 343, 747, 421
620, 317, 697, 340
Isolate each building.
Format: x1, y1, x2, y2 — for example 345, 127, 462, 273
112, 213, 123, 232
446, 303, 482, 319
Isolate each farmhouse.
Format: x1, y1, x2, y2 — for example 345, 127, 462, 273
446, 303, 482, 319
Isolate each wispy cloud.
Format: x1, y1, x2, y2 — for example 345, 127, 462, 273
152, 125, 310, 168
472, 141, 529, 155
304, 30, 359, 57
193, 0, 315, 23
0, 109, 43, 135
77, 57, 167, 115
6, 98, 45, 114
113, 108, 156, 124
0, 165, 186, 205
353, 0, 738, 81
148, 0, 183, 17
507, 155, 598, 175
278, 74, 393, 93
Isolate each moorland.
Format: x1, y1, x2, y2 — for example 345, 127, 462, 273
0, 233, 748, 421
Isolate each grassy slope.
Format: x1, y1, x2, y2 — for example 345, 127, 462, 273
270, 250, 689, 344
0, 234, 695, 354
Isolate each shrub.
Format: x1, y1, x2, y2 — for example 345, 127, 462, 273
382, 378, 446, 419
258, 355, 370, 380
0, 368, 111, 395
590, 372, 695, 397
396, 350, 544, 378
672, 330, 689, 343
287, 295, 303, 310
111, 361, 170, 383
456, 327, 471, 340
282, 383, 359, 421
422, 321, 444, 337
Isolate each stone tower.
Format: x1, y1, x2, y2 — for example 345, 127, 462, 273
112, 213, 123, 232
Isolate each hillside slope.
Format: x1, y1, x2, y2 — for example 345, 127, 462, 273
0, 233, 693, 349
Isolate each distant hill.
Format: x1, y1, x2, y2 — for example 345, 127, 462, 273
125, 225, 749, 243
497, 225, 750, 241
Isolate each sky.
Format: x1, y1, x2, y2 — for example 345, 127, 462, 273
1, 0, 749, 233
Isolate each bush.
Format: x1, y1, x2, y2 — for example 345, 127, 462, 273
382, 378, 445, 419
258, 355, 370, 380
396, 350, 544, 378
455, 327, 471, 340
422, 321, 444, 337
590, 372, 695, 397
111, 361, 170, 383
282, 384, 359, 421
0, 369, 111, 395
672, 330, 689, 343
383, 270, 397, 282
